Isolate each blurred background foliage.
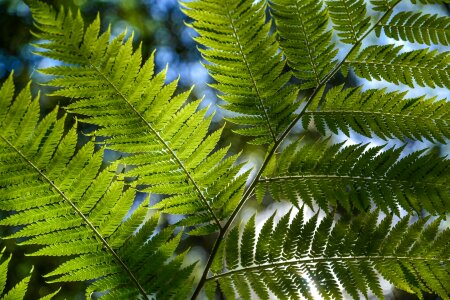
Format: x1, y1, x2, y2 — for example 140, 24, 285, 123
0, 0, 448, 299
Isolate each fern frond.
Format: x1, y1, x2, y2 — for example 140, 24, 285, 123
269, 0, 338, 89
0, 76, 193, 299
376, 11, 450, 46
28, 0, 243, 233
182, 0, 299, 144
325, 0, 371, 44
206, 209, 450, 300
256, 138, 449, 214
302, 85, 450, 142
345, 44, 450, 88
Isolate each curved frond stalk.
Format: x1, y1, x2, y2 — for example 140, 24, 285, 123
182, 0, 299, 144
0, 76, 193, 299
376, 11, 450, 46
27, 0, 244, 233
269, 0, 338, 89
344, 44, 450, 89
257, 138, 450, 215
325, 0, 371, 44
303, 85, 450, 143
206, 209, 450, 300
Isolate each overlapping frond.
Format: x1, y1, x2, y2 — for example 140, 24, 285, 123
269, 0, 338, 89
377, 11, 450, 46
256, 138, 450, 214
28, 0, 243, 234
0, 76, 193, 299
1, 249, 34, 299
302, 85, 450, 142
205, 209, 450, 300
345, 44, 450, 88
182, 0, 299, 144
0, 248, 60, 300
325, 0, 371, 44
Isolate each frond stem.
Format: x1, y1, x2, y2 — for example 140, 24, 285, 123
207, 255, 449, 281
260, 174, 447, 187
308, 110, 445, 120
346, 59, 439, 70
0, 135, 149, 299
190, 2, 401, 298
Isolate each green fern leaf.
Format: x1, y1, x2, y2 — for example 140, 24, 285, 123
181, 0, 299, 144
376, 11, 450, 46
206, 209, 450, 300
0, 76, 193, 299
27, 0, 243, 233
269, 0, 338, 89
303, 85, 450, 142
345, 44, 450, 88
257, 138, 449, 214
325, 0, 371, 44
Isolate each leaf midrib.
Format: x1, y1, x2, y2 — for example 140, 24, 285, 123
347, 58, 446, 69
206, 255, 448, 281
261, 174, 447, 188
0, 134, 148, 298
308, 110, 446, 120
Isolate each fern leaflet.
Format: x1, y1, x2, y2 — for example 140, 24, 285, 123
269, 0, 338, 89
345, 44, 450, 89
303, 85, 450, 142
325, 0, 371, 44
376, 11, 450, 46
256, 138, 450, 214
206, 209, 450, 300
